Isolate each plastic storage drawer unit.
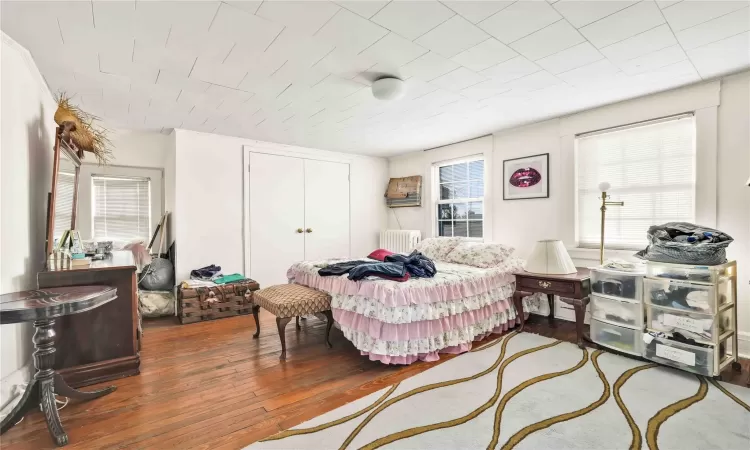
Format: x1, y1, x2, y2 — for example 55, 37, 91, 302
646, 260, 735, 285
642, 335, 714, 376
591, 268, 644, 301
644, 278, 727, 314
591, 319, 642, 356
646, 304, 734, 343
591, 294, 643, 328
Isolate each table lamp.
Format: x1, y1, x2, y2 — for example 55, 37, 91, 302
524, 240, 576, 274
598, 181, 624, 265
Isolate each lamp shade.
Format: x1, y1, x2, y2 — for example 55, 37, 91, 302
524, 240, 577, 275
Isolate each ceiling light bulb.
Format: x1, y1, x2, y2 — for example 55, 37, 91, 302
372, 77, 406, 101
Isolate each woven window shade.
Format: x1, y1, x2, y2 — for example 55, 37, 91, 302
576, 115, 696, 250
93, 176, 151, 241
53, 172, 76, 239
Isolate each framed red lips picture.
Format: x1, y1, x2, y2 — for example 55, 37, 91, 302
503, 153, 549, 200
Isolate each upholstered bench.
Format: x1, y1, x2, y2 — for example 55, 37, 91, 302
251, 284, 334, 360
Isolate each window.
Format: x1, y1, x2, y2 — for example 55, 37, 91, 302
436, 158, 484, 238
92, 175, 151, 241
576, 114, 696, 250
53, 172, 75, 239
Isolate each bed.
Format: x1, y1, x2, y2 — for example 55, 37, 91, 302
286, 238, 531, 364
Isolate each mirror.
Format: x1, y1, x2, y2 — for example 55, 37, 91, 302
46, 125, 82, 257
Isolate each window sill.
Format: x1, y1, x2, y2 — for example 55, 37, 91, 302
566, 247, 640, 263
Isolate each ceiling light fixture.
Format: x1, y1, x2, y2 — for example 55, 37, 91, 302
372, 77, 406, 101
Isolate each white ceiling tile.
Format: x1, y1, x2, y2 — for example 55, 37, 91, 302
256, 1, 341, 35
205, 84, 254, 102
134, 1, 220, 36
616, 45, 687, 75
579, 1, 665, 48
687, 31, 750, 78
599, 25, 677, 62
189, 58, 248, 88
238, 77, 292, 100
430, 67, 487, 90
478, 1, 561, 44
557, 59, 621, 86
130, 81, 181, 103
133, 39, 196, 77
335, 1, 390, 19
313, 48, 377, 79
662, 0, 749, 31
400, 52, 460, 81
92, 0, 138, 38
74, 70, 131, 91
271, 61, 331, 87
223, 44, 288, 76
656, 1, 682, 9
552, 0, 638, 28
675, 7, 750, 50
535, 42, 603, 74
314, 8, 388, 54
361, 33, 428, 66
99, 53, 159, 84
209, 3, 284, 52
177, 89, 224, 111
265, 28, 336, 68
370, 1, 455, 41
481, 55, 541, 83
451, 38, 517, 72
441, 1, 514, 24
509, 20, 585, 61
632, 59, 701, 87
168, 27, 235, 63
156, 70, 211, 94
415, 15, 489, 58
503, 70, 564, 92
223, 1, 263, 15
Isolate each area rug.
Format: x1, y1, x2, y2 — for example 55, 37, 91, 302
249, 332, 750, 450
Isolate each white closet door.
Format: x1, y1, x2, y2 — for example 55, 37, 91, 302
304, 159, 350, 261
249, 152, 305, 287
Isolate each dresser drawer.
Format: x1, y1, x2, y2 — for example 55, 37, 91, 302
518, 277, 576, 294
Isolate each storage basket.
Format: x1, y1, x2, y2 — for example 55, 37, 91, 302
178, 280, 260, 324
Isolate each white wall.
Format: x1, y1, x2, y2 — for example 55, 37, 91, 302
107, 129, 171, 169
389, 72, 750, 355
173, 129, 389, 282
387, 135, 494, 241
0, 33, 57, 410
163, 131, 176, 246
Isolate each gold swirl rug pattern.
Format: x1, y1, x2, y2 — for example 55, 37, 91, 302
249, 333, 750, 450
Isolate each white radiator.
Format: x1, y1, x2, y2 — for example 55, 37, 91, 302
379, 230, 421, 254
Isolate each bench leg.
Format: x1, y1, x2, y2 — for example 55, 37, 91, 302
252, 305, 261, 338
277, 317, 292, 360
296, 316, 301, 331
322, 310, 334, 349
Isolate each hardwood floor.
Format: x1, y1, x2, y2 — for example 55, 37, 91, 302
2, 312, 748, 449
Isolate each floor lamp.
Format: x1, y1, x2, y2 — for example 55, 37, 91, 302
598, 182, 624, 265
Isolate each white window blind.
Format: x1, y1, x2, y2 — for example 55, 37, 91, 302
576, 115, 696, 250
92, 175, 151, 241
435, 158, 484, 238
53, 172, 75, 239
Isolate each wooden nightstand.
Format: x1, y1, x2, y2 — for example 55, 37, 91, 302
513, 268, 591, 348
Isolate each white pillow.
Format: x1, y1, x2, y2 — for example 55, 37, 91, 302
414, 237, 465, 261
445, 242, 515, 268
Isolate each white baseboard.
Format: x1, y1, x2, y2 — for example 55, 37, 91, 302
738, 331, 750, 359
0, 358, 32, 416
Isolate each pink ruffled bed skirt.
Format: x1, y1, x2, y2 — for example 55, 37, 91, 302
287, 266, 514, 307
359, 323, 516, 365
333, 298, 513, 341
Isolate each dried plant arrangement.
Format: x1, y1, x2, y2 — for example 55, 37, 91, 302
54, 92, 112, 164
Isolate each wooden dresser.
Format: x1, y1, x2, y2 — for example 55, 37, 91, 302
37, 251, 140, 387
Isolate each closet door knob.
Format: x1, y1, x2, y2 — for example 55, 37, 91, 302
296, 228, 304, 233
305, 228, 313, 233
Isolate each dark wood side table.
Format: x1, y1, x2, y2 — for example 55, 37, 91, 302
513, 268, 591, 348
0, 285, 118, 447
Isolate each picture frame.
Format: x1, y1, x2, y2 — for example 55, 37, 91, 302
503, 153, 549, 200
